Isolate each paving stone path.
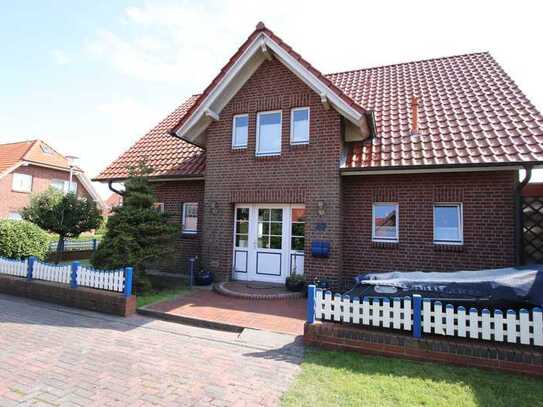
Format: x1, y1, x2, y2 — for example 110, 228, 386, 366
0, 294, 303, 406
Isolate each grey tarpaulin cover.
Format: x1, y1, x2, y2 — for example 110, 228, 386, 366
345, 267, 543, 308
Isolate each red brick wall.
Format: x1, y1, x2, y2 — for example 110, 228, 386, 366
202, 58, 343, 284
152, 180, 205, 272
0, 165, 92, 219
342, 171, 517, 283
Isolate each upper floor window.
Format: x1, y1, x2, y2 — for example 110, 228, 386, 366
232, 114, 248, 149
290, 107, 310, 144
434, 204, 463, 244
372, 203, 399, 242
40, 144, 51, 154
51, 179, 77, 194
182, 202, 198, 234
12, 173, 32, 193
256, 111, 282, 156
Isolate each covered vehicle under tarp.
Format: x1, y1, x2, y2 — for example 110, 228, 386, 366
344, 267, 543, 308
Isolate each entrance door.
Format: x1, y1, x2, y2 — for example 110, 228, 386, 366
232, 205, 305, 283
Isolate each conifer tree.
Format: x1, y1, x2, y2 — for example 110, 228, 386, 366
91, 165, 177, 292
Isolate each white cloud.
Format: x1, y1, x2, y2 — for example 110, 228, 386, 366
86, 0, 543, 108
51, 49, 71, 65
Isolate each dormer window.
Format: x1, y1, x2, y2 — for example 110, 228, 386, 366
290, 107, 310, 144
256, 111, 282, 156
232, 114, 248, 149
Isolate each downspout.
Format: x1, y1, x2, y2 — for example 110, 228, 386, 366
515, 165, 532, 266
108, 180, 125, 196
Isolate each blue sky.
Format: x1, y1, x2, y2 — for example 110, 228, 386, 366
1, 0, 543, 198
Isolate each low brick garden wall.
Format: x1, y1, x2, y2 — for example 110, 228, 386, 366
0, 274, 136, 316
304, 321, 543, 376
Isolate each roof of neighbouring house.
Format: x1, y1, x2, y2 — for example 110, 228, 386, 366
0, 139, 72, 176
0, 139, 105, 208
95, 24, 543, 181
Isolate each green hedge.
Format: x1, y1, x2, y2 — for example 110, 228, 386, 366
0, 220, 50, 260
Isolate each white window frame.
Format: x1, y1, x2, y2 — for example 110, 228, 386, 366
154, 202, 165, 213
182, 202, 198, 234
232, 113, 249, 149
290, 107, 310, 145
51, 179, 65, 192
51, 179, 77, 194
372, 203, 399, 243
11, 173, 33, 193
256, 110, 282, 157
433, 203, 463, 245
8, 212, 22, 221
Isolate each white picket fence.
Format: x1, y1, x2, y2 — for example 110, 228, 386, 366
315, 290, 413, 331
312, 288, 543, 347
77, 266, 125, 293
0, 257, 27, 277
33, 261, 71, 284
422, 300, 543, 346
0, 256, 132, 296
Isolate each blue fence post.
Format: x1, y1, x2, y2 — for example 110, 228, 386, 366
307, 284, 316, 324
412, 294, 422, 338
70, 261, 79, 288
27, 256, 36, 281
92, 238, 97, 252
123, 267, 133, 297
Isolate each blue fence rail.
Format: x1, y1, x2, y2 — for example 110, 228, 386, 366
0, 256, 132, 297
306, 285, 543, 347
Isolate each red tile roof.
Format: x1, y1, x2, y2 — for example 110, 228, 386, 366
95, 95, 205, 181
97, 32, 543, 181
0, 141, 34, 176
0, 140, 72, 177
333, 52, 543, 170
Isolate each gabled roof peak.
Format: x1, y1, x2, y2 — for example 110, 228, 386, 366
171, 23, 368, 146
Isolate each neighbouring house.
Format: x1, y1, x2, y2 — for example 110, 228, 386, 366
95, 23, 543, 289
0, 140, 104, 219
103, 192, 123, 217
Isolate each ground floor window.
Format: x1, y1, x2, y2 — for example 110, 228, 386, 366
434, 203, 463, 244
291, 208, 306, 251
182, 202, 198, 234
8, 212, 22, 220
257, 208, 283, 249
372, 203, 399, 242
235, 208, 249, 248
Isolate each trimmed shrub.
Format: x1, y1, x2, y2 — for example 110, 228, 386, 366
0, 220, 50, 260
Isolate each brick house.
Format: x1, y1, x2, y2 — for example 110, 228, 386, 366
95, 23, 543, 289
0, 140, 104, 219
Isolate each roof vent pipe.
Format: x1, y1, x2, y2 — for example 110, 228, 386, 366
411, 95, 419, 134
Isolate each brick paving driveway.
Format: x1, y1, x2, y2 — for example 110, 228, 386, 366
0, 294, 303, 406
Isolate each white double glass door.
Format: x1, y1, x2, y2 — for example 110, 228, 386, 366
233, 204, 305, 283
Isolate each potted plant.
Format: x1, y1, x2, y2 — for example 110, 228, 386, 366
285, 273, 305, 292
194, 269, 214, 286
313, 277, 330, 290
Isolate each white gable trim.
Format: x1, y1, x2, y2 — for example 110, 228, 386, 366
174, 33, 364, 146
0, 161, 24, 180
75, 172, 106, 210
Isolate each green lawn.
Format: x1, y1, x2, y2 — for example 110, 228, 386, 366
281, 349, 543, 407
136, 286, 190, 308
